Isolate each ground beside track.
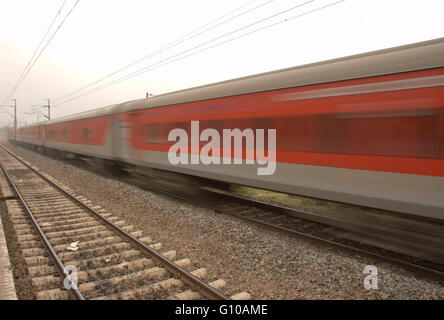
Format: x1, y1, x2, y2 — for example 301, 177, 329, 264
0, 182, 35, 299
224, 186, 439, 229
5, 144, 444, 299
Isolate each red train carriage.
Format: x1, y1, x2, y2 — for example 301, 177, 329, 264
39, 106, 117, 159
13, 37, 444, 220
16, 124, 42, 145
117, 38, 444, 219
124, 67, 444, 177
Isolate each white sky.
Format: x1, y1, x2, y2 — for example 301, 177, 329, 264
0, 0, 443, 126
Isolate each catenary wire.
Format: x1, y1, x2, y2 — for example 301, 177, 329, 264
53, 0, 319, 106
54, 0, 275, 103
1, 0, 68, 106
54, 0, 348, 107
1, 0, 78, 106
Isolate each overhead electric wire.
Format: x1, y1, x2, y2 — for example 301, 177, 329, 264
0, 106, 14, 117
23, 0, 80, 86
53, 0, 315, 106
1, 0, 80, 106
90, 0, 318, 90
103, 0, 347, 92
1, 0, 68, 106
54, 0, 346, 107
54, 0, 275, 103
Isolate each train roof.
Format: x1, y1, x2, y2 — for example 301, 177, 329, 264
19, 37, 444, 128
44, 103, 123, 125
121, 37, 444, 113
17, 103, 125, 128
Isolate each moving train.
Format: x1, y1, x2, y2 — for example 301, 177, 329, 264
10, 37, 444, 220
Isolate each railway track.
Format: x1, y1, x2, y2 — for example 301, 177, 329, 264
197, 189, 444, 277
100, 166, 444, 281
0, 146, 250, 300
122, 170, 444, 282
4, 143, 444, 285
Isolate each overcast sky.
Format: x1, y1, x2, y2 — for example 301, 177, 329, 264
0, 0, 443, 126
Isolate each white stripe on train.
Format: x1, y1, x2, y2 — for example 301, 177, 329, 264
274, 74, 444, 101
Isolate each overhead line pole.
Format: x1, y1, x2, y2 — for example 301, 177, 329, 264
0, 102, 16, 137
31, 98, 50, 120
46, 98, 50, 120
12, 99, 17, 140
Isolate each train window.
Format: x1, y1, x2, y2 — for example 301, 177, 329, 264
62, 130, 67, 140
145, 122, 190, 144
339, 108, 443, 158
145, 124, 160, 144
46, 130, 56, 139
317, 114, 348, 153
83, 128, 90, 141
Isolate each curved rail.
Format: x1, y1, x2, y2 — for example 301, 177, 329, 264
122, 172, 444, 282
0, 145, 230, 300
0, 162, 85, 300
5, 143, 444, 283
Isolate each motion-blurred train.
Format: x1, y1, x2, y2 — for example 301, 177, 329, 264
10, 38, 444, 220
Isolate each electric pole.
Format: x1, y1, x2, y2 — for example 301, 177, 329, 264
46, 98, 50, 120
12, 99, 17, 140
30, 99, 50, 121
0, 101, 16, 138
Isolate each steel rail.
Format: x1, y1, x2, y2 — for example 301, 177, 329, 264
119, 175, 444, 282
203, 188, 444, 251
0, 161, 85, 300
117, 174, 444, 281
0, 145, 229, 300
200, 189, 444, 281
5, 143, 443, 284
50, 149, 444, 282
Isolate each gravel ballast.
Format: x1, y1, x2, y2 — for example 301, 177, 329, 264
3, 143, 444, 300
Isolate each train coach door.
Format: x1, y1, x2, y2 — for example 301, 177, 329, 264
111, 116, 129, 160
40, 127, 45, 145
